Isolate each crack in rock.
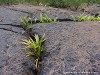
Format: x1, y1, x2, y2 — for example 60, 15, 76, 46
0, 28, 19, 33
0, 24, 24, 28
4, 6, 33, 14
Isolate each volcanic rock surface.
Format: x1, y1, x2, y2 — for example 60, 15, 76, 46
5, 5, 81, 21
0, 5, 100, 75
31, 22, 100, 75
0, 6, 35, 75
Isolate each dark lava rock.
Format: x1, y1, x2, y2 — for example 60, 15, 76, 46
31, 22, 100, 75
0, 6, 35, 74
0, 25, 35, 75
5, 5, 81, 21
0, 6, 36, 75
0, 6, 37, 75
0, 6, 28, 24
0, 5, 100, 75
0, 27, 36, 75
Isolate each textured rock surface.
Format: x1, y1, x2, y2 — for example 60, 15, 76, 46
0, 6, 35, 75
84, 4, 100, 15
31, 22, 100, 75
5, 5, 100, 21
5, 5, 81, 21
0, 6, 28, 24
0, 27, 35, 75
0, 5, 100, 75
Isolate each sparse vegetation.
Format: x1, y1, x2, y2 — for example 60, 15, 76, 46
72, 14, 100, 22
21, 17, 32, 29
21, 14, 49, 70
21, 34, 45, 69
21, 13, 58, 28
40, 14, 58, 23
0, 0, 100, 9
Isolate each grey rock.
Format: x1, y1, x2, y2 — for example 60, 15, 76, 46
31, 22, 100, 75
0, 28, 35, 75
4, 6, 81, 21
0, 6, 36, 74
0, 6, 28, 24
0, 5, 100, 75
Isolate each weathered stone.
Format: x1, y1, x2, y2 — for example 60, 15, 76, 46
0, 5, 100, 75
31, 22, 100, 75
0, 28, 35, 75
0, 6, 35, 74
0, 6, 28, 24
84, 5, 100, 16
5, 5, 81, 21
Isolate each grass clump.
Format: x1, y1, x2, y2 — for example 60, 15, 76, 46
72, 14, 100, 22
40, 14, 58, 23
21, 17, 32, 29
21, 15, 46, 69
21, 13, 58, 27
21, 34, 45, 69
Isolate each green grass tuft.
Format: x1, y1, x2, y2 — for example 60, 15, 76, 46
40, 13, 58, 23
21, 34, 45, 69
72, 14, 100, 22
21, 17, 32, 29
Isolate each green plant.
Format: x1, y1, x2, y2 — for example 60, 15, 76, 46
71, 15, 77, 22
77, 14, 87, 21
40, 13, 58, 23
70, 0, 83, 10
34, 18, 37, 23
79, 14, 100, 21
21, 34, 45, 68
40, 14, 53, 23
72, 14, 100, 22
0, 0, 100, 9
54, 17, 58, 22
21, 17, 32, 29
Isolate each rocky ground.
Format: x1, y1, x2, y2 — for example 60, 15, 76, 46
0, 4, 100, 75
32, 22, 100, 75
